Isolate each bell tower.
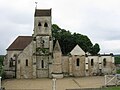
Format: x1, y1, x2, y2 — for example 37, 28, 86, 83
32, 9, 53, 78
34, 9, 52, 36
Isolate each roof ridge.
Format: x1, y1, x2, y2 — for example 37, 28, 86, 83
18, 36, 32, 37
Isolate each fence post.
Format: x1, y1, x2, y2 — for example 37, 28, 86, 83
52, 78, 56, 90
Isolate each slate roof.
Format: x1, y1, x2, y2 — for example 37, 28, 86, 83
7, 36, 32, 51
34, 9, 51, 17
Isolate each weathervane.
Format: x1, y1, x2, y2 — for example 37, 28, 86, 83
35, 2, 38, 9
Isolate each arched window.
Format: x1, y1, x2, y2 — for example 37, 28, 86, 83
18, 60, 20, 64
42, 40, 45, 47
9, 58, 13, 67
103, 58, 106, 66
26, 59, 28, 66
91, 59, 94, 66
13, 54, 16, 60
44, 22, 48, 27
38, 22, 41, 26
41, 60, 44, 68
76, 58, 80, 66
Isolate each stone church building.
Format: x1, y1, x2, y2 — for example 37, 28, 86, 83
4, 9, 116, 79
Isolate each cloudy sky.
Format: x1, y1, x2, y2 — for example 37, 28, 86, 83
0, 0, 120, 55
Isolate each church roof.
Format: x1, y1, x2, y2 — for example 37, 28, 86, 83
53, 40, 61, 52
7, 36, 32, 51
70, 44, 85, 55
35, 9, 51, 17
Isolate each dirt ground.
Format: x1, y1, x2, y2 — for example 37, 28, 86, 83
2, 76, 105, 90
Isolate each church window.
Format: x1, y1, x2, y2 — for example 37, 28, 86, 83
44, 22, 48, 27
103, 58, 106, 66
41, 40, 45, 48
13, 61, 15, 66
49, 37, 52, 41
41, 60, 44, 68
99, 69, 102, 73
91, 59, 94, 66
18, 60, 20, 64
33, 37, 36, 41
9, 58, 13, 67
26, 59, 28, 66
13, 55, 16, 60
42, 40, 45, 43
76, 58, 80, 66
38, 22, 41, 26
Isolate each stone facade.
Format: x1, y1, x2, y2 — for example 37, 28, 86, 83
4, 51, 21, 78
16, 42, 33, 78
85, 55, 115, 76
4, 9, 116, 79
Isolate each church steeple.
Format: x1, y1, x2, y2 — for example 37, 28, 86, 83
52, 40, 63, 78
53, 40, 61, 53
32, 9, 53, 78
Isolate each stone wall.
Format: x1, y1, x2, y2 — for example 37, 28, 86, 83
100, 55, 116, 74
36, 56, 49, 78
86, 55, 116, 76
52, 52, 62, 74
62, 56, 69, 76
72, 55, 85, 77
61, 55, 116, 77
17, 42, 33, 79
4, 50, 21, 78
34, 17, 51, 36
87, 56, 99, 76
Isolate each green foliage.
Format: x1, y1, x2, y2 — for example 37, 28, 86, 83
36, 48, 49, 55
117, 69, 120, 74
0, 55, 4, 65
115, 55, 120, 64
0, 55, 5, 79
115, 55, 120, 74
52, 24, 100, 55
103, 87, 120, 90
89, 43, 100, 55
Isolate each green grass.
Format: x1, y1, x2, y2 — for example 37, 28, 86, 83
103, 87, 120, 90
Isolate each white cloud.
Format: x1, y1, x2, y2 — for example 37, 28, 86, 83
100, 40, 120, 54
0, 0, 120, 54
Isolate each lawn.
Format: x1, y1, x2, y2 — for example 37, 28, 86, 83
104, 87, 120, 90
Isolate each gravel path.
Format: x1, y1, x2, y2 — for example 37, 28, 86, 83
2, 76, 104, 90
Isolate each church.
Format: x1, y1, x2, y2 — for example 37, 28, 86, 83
4, 9, 116, 79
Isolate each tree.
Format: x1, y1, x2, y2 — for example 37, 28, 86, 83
73, 33, 93, 53
0, 55, 5, 79
52, 24, 73, 54
114, 55, 120, 65
89, 43, 100, 55
52, 24, 100, 55
0, 55, 4, 66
